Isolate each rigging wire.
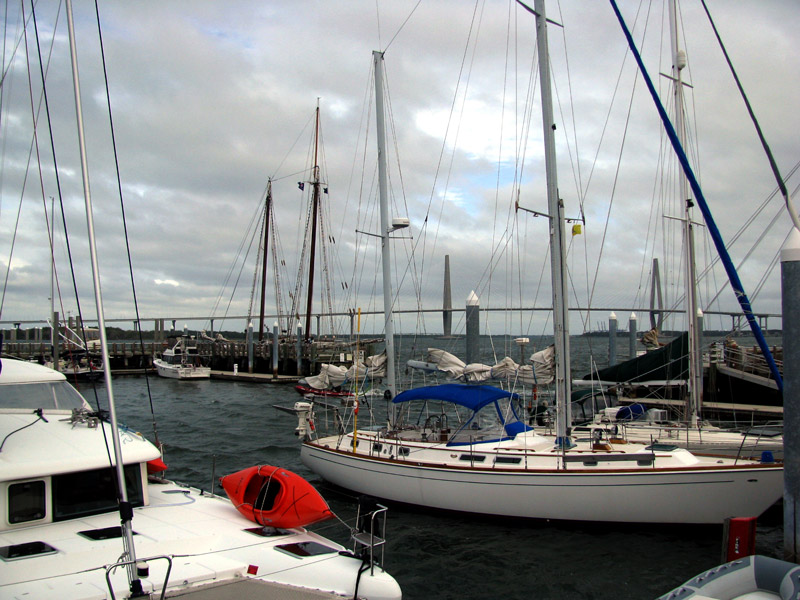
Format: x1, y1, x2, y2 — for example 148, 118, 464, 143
699, 0, 800, 232
92, 0, 162, 446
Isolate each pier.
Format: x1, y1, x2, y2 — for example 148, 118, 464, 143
1, 336, 380, 380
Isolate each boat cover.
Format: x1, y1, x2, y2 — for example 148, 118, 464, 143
392, 384, 519, 412
582, 332, 688, 384
407, 346, 554, 384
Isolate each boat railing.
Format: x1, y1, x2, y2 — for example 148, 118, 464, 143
715, 340, 783, 380
351, 499, 388, 575
105, 554, 173, 600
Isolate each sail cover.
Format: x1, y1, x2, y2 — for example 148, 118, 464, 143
407, 346, 554, 385
303, 351, 387, 390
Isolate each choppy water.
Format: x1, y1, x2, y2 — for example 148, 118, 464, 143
82, 333, 783, 600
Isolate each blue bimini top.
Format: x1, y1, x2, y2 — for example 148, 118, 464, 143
392, 384, 519, 413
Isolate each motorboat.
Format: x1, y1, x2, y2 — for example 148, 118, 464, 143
153, 335, 211, 380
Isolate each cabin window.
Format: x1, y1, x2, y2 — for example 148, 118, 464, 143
52, 464, 143, 522
459, 454, 486, 462
494, 456, 521, 465
372, 443, 383, 454
0, 381, 86, 410
8, 480, 46, 524
399, 447, 410, 457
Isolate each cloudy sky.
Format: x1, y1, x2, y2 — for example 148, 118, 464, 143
1, 0, 797, 339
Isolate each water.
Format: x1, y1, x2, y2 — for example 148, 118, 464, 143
86, 334, 783, 600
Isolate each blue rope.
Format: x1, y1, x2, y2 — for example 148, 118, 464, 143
608, 0, 783, 392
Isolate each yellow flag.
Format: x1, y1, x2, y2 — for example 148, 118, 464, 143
572, 223, 582, 236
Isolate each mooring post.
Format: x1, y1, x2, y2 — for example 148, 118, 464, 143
608, 312, 617, 366
697, 307, 704, 348
628, 312, 637, 359
296, 323, 303, 375
247, 321, 254, 374
782, 228, 800, 563
272, 321, 279, 378
466, 291, 480, 365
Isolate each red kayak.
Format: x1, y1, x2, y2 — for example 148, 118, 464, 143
219, 465, 332, 528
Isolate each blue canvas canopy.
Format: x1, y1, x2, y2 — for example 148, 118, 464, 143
392, 384, 519, 413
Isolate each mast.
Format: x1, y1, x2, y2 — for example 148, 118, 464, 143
669, 0, 702, 426
65, 1, 143, 595
533, 0, 572, 444
373, 51, 397, 405
257, 179, 272, 341
304, 104, 321, 341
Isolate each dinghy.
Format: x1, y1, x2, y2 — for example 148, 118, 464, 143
659, 555, 800, 600
220, 464, 333, 528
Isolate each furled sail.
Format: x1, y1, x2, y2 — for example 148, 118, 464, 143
303, 351, 387, 390
407, 346, 555, 385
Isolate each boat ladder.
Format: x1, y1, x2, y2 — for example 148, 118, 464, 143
351, 499, 388, 575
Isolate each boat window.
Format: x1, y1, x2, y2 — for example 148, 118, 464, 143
494, 456, 521, 465
52, 464, 143, 521
0, 381, 87, 410
459, 454, 486, 462
372, 443, 383, 453
8, 480, 46, 523
0, 541, 57, 562
398, 447, 410, 457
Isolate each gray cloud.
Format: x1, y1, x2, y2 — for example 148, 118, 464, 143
1, 0, 797, 338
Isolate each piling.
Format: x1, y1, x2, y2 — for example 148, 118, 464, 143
466, 291, 479, 364
782, 228, 800, 562
628, 312, 637, 359
296, 324, 303, 375
247, 322, 253, 373
608, 312, 617, 366
272, 322, 279, 377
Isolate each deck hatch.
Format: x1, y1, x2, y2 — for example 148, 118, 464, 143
276, 541, 337, 558
78, 526, 138, 541
0, 541, 57, 561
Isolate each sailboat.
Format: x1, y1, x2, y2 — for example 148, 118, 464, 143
576, 0, 785, 450
0, 4, 401, 598
293, 2, 783, 525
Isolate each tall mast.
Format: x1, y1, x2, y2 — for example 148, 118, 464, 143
65, 0, 142, 594
534, 0, 571, 443
257, 180, 272, 341
669, 0, 702, 426
304, 103, 321, 341
373, 51, 397, 405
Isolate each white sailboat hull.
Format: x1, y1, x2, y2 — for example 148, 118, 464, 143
302, 439, 781, 524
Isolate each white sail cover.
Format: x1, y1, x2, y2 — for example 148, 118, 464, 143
304, 351, 387, 390
408, 346, 555, 385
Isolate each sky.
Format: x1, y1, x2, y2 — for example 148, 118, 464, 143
1, 0, 798, 339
